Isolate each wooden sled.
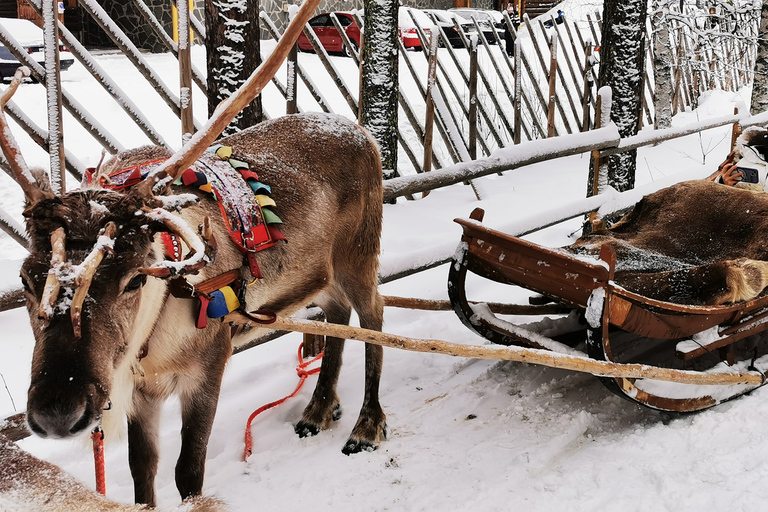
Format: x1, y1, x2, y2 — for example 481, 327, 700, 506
448, 208, 768, 412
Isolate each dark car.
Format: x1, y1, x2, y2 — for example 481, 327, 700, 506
421, 9, 476, 49
297, 12, 361, 57
0, 18, 75, 80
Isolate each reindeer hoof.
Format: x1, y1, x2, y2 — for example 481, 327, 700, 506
294, 421, 320, 438
342, 438, 377, 455
332, 403, 342, 421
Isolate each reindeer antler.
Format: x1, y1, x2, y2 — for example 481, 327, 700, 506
70, 222, 117, 338
138, 209, 214, 278
0, 67, 54, 204
38, 227, 67, 321
137, 0, 322, 197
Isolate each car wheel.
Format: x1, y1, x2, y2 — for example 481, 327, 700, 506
342, 39, 359, 58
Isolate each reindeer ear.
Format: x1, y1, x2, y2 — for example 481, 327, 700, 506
29, 168, 52, 194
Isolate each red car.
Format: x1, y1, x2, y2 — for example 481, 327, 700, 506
297, 8, 434, 56
297, 12, 361, 57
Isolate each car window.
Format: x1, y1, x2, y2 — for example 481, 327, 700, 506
309, 15, 331, 27
453, 10, 492, 22
424, 11, 449, 23
335, 14, 354, 27
0, 46, 15, 60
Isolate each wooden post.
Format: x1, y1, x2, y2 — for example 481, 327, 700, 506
468, 39, 478, 159
731, 107, 742, 150
260, 12, 332, 114
422, 33, 438, 197
547, 38, 557, 138
581, 42, 592, 131
514, 38, 522, 144
588, 93, 606, 230
543, 17, 581, 131
286, 42, 298, 115
177, 0, 194, 140
43, 0, 65, 193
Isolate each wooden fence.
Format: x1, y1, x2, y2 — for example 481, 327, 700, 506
0, 3, 760, 248
0, 4, 759, 187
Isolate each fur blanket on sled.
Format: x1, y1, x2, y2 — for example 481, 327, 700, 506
568, 180, 768, 305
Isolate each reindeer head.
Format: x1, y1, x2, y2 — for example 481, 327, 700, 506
2, 0, 320, 438
0, 69, 215, 438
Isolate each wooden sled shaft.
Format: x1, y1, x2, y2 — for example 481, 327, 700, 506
224, 312, 765, 387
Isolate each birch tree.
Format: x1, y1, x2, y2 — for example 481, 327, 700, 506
752, 0, 768, 115
596, 1, 648, 193
205, 0, 262, 135
652, 0, 674, 129
360, 0, 399, 179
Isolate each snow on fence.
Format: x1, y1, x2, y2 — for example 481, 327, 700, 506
0, 3, 757, 186
0, 4, 761, 277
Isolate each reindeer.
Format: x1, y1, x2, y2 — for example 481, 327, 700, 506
2, 19, 387, 506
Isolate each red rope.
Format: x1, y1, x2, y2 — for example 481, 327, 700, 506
243, 343, 322, 461
91, 426, 106, 495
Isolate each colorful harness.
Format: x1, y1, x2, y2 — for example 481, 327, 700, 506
85, 146, 286, 328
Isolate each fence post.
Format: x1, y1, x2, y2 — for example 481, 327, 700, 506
547, 38, 558, 138
581, 42, 592, 132
469, 38, 478, 158
287, 42, 298, 115
514, 38, 522, 144
731, 107, 742, 150
177, 0, 194, 140
422, 33, 439, 198
588, 92, 608, 231
42, 0, 65, 193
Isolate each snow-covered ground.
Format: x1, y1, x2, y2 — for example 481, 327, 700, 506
1, 9, 766, 512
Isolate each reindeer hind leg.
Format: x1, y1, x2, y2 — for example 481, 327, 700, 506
339, 274, 387, 455
295, 295, 351, 438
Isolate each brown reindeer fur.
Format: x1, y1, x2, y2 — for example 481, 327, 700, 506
0, 435, 225, 511
570, 180, 768, 305
19, 113, 386, 507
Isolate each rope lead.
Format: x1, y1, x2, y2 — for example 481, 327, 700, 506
243, 342, 322, 461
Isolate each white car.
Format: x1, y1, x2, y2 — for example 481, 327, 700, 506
448, 8, 505, 44
0, 18, 74, 80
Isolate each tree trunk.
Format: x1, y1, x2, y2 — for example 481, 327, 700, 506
594, 1, 648, 193
652, 1, 674, 129
751, 0, 768, 115
205, 0, 262, 136
360, 0, 399, 179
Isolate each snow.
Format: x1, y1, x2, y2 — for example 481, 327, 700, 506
3, 3, 768, 511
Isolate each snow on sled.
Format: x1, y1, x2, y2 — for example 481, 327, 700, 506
448, 180, 768, 412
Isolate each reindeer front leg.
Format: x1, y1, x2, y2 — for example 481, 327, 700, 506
175, 328, 230, 501
128, 392, 163, 506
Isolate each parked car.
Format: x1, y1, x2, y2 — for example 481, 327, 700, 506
0, 18, 75, 80
447, 8, 505, 44
398, 6, 435, 50
296, 12, 361, 57
421, 9, 476, 49
298, 8, 434, 55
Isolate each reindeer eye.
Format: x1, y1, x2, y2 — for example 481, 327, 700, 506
20, 274, 32, 294
124, 274, 147, 293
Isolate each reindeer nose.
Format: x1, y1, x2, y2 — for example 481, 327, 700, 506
26, 392, 93, 439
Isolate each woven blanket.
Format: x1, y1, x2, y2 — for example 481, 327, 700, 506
91, 146, 285, 279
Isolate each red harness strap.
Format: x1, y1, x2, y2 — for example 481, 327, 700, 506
91, 426, 106, 495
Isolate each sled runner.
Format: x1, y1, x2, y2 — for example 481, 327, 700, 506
448, 207, 768, 412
